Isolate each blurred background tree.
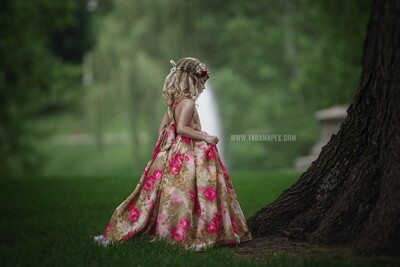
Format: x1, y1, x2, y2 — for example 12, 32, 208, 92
0, 0, 372, 177
0, 0, 110, 177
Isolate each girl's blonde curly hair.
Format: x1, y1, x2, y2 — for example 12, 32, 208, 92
162, 57, 209, 109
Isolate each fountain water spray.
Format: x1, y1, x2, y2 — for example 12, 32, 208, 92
196, 84, 226, 162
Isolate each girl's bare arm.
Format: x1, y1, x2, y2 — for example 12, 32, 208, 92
176, 99, 208, 141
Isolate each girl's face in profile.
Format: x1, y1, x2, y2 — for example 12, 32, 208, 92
196, 62, 209, 94
197, 76, 207, 93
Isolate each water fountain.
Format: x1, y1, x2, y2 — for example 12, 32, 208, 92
196, 84, 225, 162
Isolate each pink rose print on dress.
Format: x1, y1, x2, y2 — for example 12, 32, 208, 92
206, 214, 221, 234
203, 187, 217, 202
143, 169, 162, 191
179, 217, 190, 231
222, 168, 229, 179
213, 214, 222, 223
151, 140, 161, 159
161, 126, 168, 136
206, 222, 217, 234
189, 189, 195, 201
193, 200, 202, 215
171, 123, 177, 132
227, 182, 234, 190
183, 151, 194, 170
153, 169, 163, 180
205, 146, 216, 161
170, 226, 186, 242
103, 223, 112, 237
144, 177, 155, 191
181, 136, 191, 145
128, 203, 140, 222
168, 153, 184, 175
169, 217, 190, 242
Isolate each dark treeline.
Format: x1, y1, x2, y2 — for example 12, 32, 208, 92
1, 0, 86, 176
0, 0, 112, 177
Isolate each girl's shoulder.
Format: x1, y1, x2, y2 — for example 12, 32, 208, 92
173, 98, 196, 118
174, 97, 194, 108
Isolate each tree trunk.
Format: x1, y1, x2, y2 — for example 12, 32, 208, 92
248, 0, 400, 256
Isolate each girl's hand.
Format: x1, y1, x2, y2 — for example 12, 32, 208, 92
205, 135, 219, 145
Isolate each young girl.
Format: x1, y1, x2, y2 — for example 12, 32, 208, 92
93, 57, 252, 251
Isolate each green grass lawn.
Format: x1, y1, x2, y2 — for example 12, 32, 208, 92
0, 172, 394, 266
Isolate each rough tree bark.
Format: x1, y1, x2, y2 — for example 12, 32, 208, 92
247, 0, 400, 256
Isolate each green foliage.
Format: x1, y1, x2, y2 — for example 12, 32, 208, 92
195, 0, 371, 170
1, 0, 372, 177
85, 0, 371, 172
294, 0, 372, 111
0, 0, 97, 177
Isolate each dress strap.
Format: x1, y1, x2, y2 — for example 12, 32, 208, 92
168, 98, 186, 123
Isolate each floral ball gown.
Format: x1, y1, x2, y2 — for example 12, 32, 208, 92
93, 100, 252, 251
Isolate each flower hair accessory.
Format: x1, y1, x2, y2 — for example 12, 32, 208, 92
195, 63, 210, 79
169, 59, 210, 79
